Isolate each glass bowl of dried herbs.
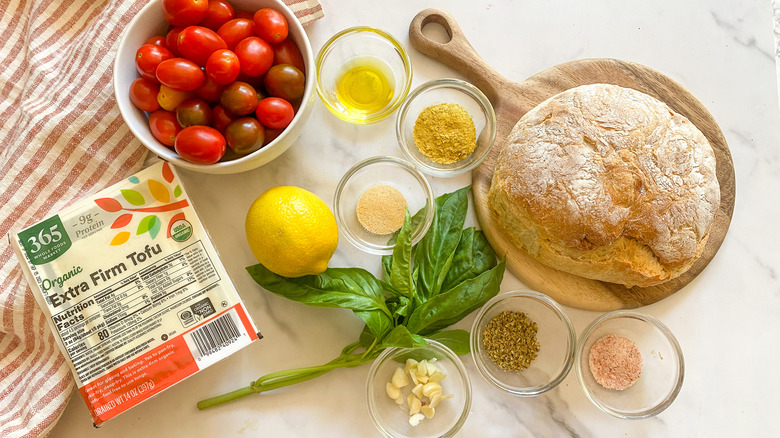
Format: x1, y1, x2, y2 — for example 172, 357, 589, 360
575, 310, 684, 419
469, 290, 576, 396
396, 78, 496, 177
334, 156, 435, 255
366, 339, 472, 438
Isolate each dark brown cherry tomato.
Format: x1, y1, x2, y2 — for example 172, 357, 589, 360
234, 10, 254, 20
129, 78, 161, 112
176, 98, 212, 127
272, 39, 305, 73
165, 27, 185, 57
253, 8, 288, 44
135, 44, 174, 83
256, 97, 294, 129
162, 0, 208, 27
156, 58, 205, 91
211, 104, 236, 132
219, 81, 258, 115
174, 126, 226, 164
206, 49, 240, 85
234, 36, 273, 77
194, 76, 224, 103
177, 26, 227, 66
217, 19, 254, 50
200, 0, 235, 30
224, 117, 265, 155
145, 36, 167, 47
148, 109, 182, 147
264, 64, 304, 101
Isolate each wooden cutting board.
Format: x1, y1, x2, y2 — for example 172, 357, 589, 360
409, 9, 736, 311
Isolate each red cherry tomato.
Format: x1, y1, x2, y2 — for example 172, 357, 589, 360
272, 39, 305, 72
219, 81, 258, 115
145, 36, 167, 47
253, 8, 288, 44
234, 37, 273, 77
217, 18, 254, 50
162, 0, 208, 27
211, 104, 236, 132
135, 44, 174, 83
165, 27, 185, 57
129, 78, 161, 112
177, 26, 227, 66
156, 58, 205, 91
148, 109, 182, 147
256, 97, 294, 129
174, 126, 226, 164
194, 76, 224, 102
206, 49, 240, 85
200, 0, 235, 30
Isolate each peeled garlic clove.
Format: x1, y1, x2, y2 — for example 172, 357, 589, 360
409, 413, 425, 426
422, 381, 442, 398
411, 383, 424, 399
428, 369, 446, 383
405, 358, 419, 373
429, 393, 442, 409
408, 394, 421, 415
385, 382, 401, 400
421, 405, 435, 419
417, 360, 428, 377
391, 367, 409, 388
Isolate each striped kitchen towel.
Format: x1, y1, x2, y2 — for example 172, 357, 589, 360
0, 1, 322, 437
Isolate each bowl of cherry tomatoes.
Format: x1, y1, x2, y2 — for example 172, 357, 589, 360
114, 0, 315, 174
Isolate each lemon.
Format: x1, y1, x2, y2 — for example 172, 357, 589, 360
245, 186, 339, 278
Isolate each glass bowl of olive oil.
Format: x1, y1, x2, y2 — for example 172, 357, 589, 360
316, 27, 413, 124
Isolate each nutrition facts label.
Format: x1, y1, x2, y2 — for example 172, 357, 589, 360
53, 241, 220, 382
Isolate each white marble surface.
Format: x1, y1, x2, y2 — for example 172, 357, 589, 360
52, 0, 780, 436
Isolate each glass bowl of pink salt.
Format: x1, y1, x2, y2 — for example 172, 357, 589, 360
469, 290, 576, 397
334, 156, 435, 255
575, 310, 684, 419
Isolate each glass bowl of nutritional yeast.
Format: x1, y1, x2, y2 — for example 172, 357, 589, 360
316, 27, 412, 124
469, 290, 576, 396
333, 156, 434, 255
396, 78, 496, 177
575, 310, 684, 419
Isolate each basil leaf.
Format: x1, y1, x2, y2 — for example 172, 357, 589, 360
379, 325, 427, 349
355, 309, 394, 342
427, 329, 471, 356
246, 264, 392, 316
381, 204, 428, 279
405, 259, 505, 336
440, 228, 497, 292
414, 186, 470, 301
389, 211, 414, 302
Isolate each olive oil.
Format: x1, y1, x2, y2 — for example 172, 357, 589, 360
335, 56, 394, 115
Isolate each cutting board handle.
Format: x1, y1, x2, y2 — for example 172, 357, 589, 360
409, 8, 506, 104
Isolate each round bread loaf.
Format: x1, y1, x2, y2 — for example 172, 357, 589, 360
488, 84, 720, 287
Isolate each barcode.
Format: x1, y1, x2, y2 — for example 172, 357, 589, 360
190, 312, 240, 358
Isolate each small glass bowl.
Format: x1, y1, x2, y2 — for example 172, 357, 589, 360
316, 27, 413, 124
575, 310, 684, 419
396, 78, 496, 177
470, 290, 576, 396
366, 340, 472, 438
334, 156, 434, 254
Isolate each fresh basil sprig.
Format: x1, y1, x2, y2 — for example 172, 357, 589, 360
197, 187, 505, 410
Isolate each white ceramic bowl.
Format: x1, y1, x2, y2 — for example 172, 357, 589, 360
114, 0, 315, 174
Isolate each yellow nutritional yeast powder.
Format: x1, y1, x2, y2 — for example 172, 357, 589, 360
413, 103, 476, 164
356, 184, 407, 235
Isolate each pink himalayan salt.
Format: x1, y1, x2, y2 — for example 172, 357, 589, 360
588, 334, 642, 390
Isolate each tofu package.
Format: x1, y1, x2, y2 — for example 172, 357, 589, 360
11, 161, 260, 426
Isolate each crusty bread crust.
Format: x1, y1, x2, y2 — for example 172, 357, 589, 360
488, 84, 720, 287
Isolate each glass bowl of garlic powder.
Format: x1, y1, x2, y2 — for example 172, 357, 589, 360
366, 340, 471, 438
334, 156, 434, 255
